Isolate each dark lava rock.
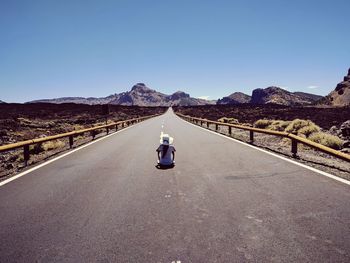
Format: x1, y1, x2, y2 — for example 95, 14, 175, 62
340, 120, 350, 138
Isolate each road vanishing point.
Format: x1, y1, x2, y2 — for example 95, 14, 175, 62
1, 109, 349, 262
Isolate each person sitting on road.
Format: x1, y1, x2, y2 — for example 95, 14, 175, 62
156, 134, 175, 166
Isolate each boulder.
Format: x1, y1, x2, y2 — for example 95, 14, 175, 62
340, 120, 350, 138
329, 125, 340, 136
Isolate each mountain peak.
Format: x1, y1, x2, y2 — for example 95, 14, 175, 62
131, 83, 151, 92
169, 91, 190, 100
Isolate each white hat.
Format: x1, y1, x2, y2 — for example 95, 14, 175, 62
160, 133, 174, 145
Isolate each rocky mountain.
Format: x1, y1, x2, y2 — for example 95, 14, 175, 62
0, 100, 5, 104
29, 83, 213, 106
293, 92, 323, 102
110, 84, 213, 106
109, 83, 167, 106
250, 86, 323, 106
217, 92, 251, 105
29, 95, 116, 105
322, 68, 350, 106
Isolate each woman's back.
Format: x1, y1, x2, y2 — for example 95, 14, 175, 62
157, 144, 175, 165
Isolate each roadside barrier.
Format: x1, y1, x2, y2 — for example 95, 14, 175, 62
0, 114, 160, 166
176, 113, 350, 162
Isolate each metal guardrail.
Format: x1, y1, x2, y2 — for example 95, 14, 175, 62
176, 113, 350, 162
0, 114, 160, 165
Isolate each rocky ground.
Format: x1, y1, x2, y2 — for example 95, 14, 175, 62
174, 105, 350, 180
0, 103, 167, 180
173, 104, 350, 129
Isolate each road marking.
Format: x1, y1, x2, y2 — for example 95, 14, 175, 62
0, 119, 150, 187
178, 117, 350, 186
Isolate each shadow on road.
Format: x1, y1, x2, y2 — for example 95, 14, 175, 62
155, 164, 175, 170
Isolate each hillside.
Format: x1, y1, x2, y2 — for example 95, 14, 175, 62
323, 68, 350, 106
250, 86, 323, 106
217, 92, 251, 105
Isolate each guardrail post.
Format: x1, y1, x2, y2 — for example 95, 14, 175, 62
91, 130, 96, 140
215, 124, 218, 131
69, 135, 74, 149
291, 139, 298, 158
229, 126, 232, 135
200, 121, 203, 126
24, 145, 30, 166
207, 122, 209, 128
115, 124, 118, 131
106, 126, 109, 134
250, 131, 254, 143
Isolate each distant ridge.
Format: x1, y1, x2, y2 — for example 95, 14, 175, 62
29, 83, 214, 106
29, 95, 116, 105
0, 100, 5, 104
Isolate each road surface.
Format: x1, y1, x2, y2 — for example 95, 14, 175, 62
1, 109, 349, 262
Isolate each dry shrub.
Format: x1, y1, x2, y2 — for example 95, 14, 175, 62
29, 143, 44, 154
29, 140, 66, 154
16, 155, 24, 162
218, 117, 239, 124
75, 135, 85, 140
267, 120, 291, 131
73, 124, 85, 131
285, 119, 320, 137
17, 117, 32, 124
42, 140, 65, 151
309, 132, 343, 150
254, 119, 273, 129
298, 125, 320, 137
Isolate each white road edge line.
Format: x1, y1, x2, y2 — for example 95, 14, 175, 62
178, 117, 350, 186
0, 120, 146, 187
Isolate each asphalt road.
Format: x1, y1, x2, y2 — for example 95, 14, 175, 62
1, 109, 349, 262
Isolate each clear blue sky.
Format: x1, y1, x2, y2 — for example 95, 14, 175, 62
1, 0, 349, 103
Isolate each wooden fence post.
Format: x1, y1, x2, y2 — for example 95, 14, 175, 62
291, 139, 298, 158
215, 124, 218, 131
91, 130, 96, 140
24, 145, 30, 166
229, 126, 232, 135
207, 122, 209, 128
69, 135, 74, 149
250, 131, 254, 143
